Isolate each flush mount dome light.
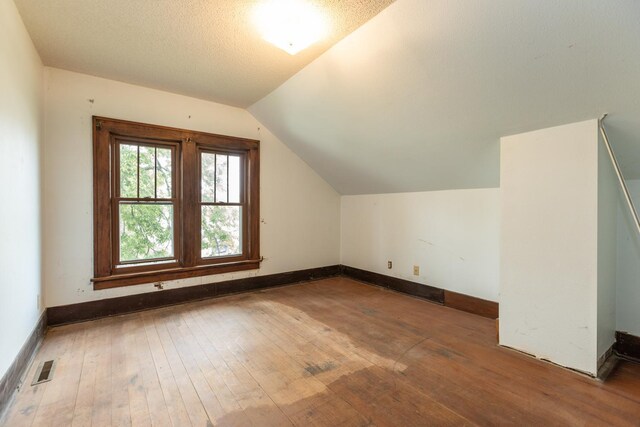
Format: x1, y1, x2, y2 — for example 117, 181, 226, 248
253, 0, 328, 55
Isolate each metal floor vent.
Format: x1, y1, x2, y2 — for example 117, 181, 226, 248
32, 360, 55, 386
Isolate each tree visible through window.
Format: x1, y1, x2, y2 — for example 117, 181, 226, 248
118, 143, 175, 263
92, 117, 260, 289
200, 152, 242, 258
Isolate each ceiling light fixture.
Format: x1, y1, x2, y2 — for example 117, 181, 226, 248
253, 0, 328, 55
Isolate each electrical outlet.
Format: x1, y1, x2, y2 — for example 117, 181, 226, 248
413, 265, 420, 276
387, 261, 392, 269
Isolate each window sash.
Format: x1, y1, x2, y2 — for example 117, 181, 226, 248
112, 139, 181, 272
197, 148, 248, 263
115, 200, 178, 265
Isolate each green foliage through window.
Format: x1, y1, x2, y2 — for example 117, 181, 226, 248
119, 203, 173, 262
117, 143, 243, 263
201, 152, 242, 257
118, 142, 175, 263
202, 206, 241, 257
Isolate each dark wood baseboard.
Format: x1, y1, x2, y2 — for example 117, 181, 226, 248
48, 264, 502, 327
342, 265, 500, 319
0, 311, 47, 420
444, 290, 499, 319
48, 265, 342, 326
341, 265, 445, 304
615, 331, 640, 362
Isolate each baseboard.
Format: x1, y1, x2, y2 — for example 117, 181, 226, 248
614, 331, 640, 362
341, 265, 444, 304
444, 290, 499, 319
47, 265, 342, 326
597, 345, 618, 380
342, 265, 499, 319
47, 264, 501, 326
0, 311, 47, 420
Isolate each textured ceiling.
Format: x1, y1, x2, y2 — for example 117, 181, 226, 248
14, 0, 395, 107
250, 0, 640, 193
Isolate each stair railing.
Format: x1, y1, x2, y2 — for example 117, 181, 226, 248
599, 113, 640, 236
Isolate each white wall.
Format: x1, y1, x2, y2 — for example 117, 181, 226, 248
500, 120, 600, 375
43, 67, 340, 307
617, 179, 640, 336
341, 189, 500, 301
0, 0, 43, 380
597, 135, 618, 361
249, 0, 640, 196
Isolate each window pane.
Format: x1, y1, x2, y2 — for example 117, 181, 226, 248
156, 147, 172, 198
228, 155, 241, 203
119, 203, 174, 262
201, 206, 242, 258
201, 152, 216, 202
216, 155, 228, 203
119, 144, 138, 198
139, 146, 155, 198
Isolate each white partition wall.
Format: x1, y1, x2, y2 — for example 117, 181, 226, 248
500, 119, 617, 376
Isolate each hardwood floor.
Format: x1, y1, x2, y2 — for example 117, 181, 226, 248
2, 277, 640, 426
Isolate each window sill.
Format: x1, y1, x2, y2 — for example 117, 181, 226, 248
92, 259, 261, 290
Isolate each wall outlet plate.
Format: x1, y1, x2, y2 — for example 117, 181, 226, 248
387, 261, 392, 269
413, 265, 419, 275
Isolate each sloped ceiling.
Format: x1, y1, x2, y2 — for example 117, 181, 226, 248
14, 0, 395, 107
250, 0, 640, 194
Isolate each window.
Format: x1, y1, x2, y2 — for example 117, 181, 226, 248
92, 117, 260, 289
116, 141, 178, 268
199, 151, 243, 259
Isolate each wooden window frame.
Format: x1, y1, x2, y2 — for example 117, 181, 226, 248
112, 138, 182, 274
196, 147, 248, 266
92, 117, 260, 290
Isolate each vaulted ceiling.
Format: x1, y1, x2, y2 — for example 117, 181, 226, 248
15, 0, 640, 194
14, 0, 394, 107
250, 0, 640, 193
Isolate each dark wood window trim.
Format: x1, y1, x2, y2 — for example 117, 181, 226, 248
111, 137, 182, 275
92, 116, 260, 290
